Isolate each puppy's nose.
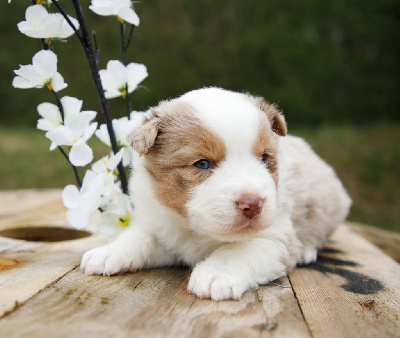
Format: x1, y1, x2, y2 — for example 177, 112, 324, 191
235, 196, 263, 219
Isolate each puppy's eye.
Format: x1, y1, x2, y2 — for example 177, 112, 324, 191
259, 153, 268, 164
193, 159, 212, 170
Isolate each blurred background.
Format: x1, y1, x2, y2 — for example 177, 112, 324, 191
0, 0, 399, 232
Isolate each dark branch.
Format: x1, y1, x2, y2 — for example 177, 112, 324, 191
125, 25, 135, 51
57, 146, 82, 188
125, 83, 132, 119
120, 22, 127, 65
92, 30, 99, 67
71, 0, 128, 194
51, 89, 64, 123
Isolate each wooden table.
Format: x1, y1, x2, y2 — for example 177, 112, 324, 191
0, 190, 399, 337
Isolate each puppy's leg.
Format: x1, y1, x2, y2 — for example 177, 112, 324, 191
188, 218, 299, 301
296, 246, 318, 265
81, 226, 175, 276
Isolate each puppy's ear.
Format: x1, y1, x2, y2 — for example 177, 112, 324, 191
253, 96, 287, 136
126, 110, 161, 155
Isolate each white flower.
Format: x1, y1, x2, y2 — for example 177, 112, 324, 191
17, 5, 79, 40
12, 50, 67, 92
37, 96, 97, 131
100, 60, 147, 99
62, 170, 104, 229
62, 162, 124, 230
92, 150, 124, 195
46, 122, 98, 166
96, 117, 136, 166
89, 0, 140, 26
97, 193, 134, 241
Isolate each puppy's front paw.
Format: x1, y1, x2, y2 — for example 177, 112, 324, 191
188, 263, 247, 301
80, 244, 137, 276
297, 246, 318, 265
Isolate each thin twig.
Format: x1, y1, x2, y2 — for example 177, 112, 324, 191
268, 280, 291, 289
51, 91, 81, 187
92, 30, 99, 67
125, 25, 135, 51
51, 89, 64, 122
120, 22, 132, 118
125, 84, 132, 118
120, 22, 127, 65
42, 39, 49, 50
57, 146, 82, 188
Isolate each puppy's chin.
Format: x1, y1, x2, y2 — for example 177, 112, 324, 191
189, 214, 273, 242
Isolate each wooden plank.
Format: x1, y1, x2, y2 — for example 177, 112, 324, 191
0, 189, 106, 317
0, 189, 69, 229
289, 225, 400, 338
0, 235, 105, 318
0, 267, 310, 337
348, 221, 400, 263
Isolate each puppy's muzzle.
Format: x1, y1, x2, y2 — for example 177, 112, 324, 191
235, 195, 263, 219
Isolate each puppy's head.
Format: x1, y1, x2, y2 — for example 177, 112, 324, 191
127, 88, 286, 241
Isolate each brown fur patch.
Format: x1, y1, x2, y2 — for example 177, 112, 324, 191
141, 100, 226, 215
244, 94, 287, 136
252, 114, 280, 186
127, 112, 161, 155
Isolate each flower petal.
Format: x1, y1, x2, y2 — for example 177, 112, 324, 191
37, 118, 55, 131
60, 15, 79, 38
32, 50, 57, 77
97, 217, 117, 236
17, 21, 47, 39
69, 142, 93, 166
25, 5, 48, 23
66, 208, 91, 230
49, 142, 57, 151
13, 65, 44, 87
108, 149, 124, 170
95, 124, 111, 146
12, 76, 37, 89
62, 184, 81, 209
122, 147, 134, 166
117, 8, 139, 26
89, 0, 114, 16
126, 63, 148, 93
61, 96, 82, 124
46, 125, 74, 146
37, 102, 62, 125
51, 72, 68, 92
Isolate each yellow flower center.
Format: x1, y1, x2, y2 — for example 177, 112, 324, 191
44, 39, 52, 46
119, 216, 130, 228
46, 82, 53, 91
117, 16, 124, 23
121, 88, 127, 98
36, 0, 44, 5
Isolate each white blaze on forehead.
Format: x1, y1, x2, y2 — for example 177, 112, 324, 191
180, 88, 261, 158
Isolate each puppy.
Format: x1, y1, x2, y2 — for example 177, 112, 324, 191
81, 87, 351, 301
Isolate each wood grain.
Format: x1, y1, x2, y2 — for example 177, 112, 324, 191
289, 225, 400, 338
0, 190, 106, 318
0, 267, 310, 337
348, 221, 400, 263
0, 235, 105, 318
